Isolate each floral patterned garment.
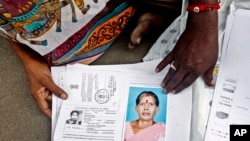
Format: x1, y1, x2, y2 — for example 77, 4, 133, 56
0, 0, 135, 65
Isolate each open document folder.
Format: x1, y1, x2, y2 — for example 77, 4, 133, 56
204, 9, 250, 141
51, 59, 192, 141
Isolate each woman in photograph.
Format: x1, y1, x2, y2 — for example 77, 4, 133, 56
124, 91, 166, 141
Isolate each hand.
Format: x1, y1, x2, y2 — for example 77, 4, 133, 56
8, 39, 68, 118
24, 59, 68, 118
156, 11, 219, 93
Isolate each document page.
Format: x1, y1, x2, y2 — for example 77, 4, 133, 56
51, 66, 66, 139
80, 60, 192, 141
53, 68, 128, 141
204, 9, 250, 141
51, 60, 192, 141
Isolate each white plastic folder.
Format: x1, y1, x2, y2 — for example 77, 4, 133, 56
204, 9, 250, 141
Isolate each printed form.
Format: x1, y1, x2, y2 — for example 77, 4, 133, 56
204, 9, 250, 141
52, 67, 129, 141
51, 60, 192, 141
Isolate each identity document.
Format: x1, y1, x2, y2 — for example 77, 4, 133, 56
51, 60, 192, 141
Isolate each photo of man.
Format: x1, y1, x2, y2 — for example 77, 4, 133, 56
65, 110, 82, 125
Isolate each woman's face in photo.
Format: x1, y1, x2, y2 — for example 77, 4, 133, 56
136, 94, 159, 121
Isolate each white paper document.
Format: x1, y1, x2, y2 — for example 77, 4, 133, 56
51, 60, 192, 141
204, 9, 250, 141
53, 69, 128, 141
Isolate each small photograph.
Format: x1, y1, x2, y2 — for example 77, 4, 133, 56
65, 110, 83, 125
124, 86, 168, 141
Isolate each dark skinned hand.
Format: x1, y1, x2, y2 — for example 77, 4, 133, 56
156, 11, 219, 94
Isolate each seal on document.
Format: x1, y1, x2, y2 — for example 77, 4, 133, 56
95, 89, 110, 104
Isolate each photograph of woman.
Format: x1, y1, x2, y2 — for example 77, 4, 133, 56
124, 87, 167, 141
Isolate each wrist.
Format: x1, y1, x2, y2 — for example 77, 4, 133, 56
8, 40, 49, 69
187, 3, 220, 13
187, 0, 220, 14
186, 10, 218, 34
189, 0, 220, 5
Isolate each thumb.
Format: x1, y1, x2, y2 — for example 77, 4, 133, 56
43, 78, 68, 99
203, 65, 216, 87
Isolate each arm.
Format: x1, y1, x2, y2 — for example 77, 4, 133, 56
7, 39, 68, 118
156, 0, 219, 93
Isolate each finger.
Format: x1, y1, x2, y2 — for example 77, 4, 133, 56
37, 87, 46, 93
161, 61, 179, 93
161, 68, 175, 89
203, 65, 216, 86
35, 88, 52, 118
46, 94, 52, 102
155, 52, 174, 73
173, 73, 198, 94
37, 87, 52, 101
42, 78, 68, 99
44, 88, 52, 102
163, 68, 187, 93
38, 100, 52, 118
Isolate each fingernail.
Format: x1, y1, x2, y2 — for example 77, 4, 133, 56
211, 80, 216, 85
161, 82, 165, 87
128, 42, 136, 49
155, 68, 159, 73
136, 37, 141, 44
163, 88, 168, 94
61, 93, 68, 99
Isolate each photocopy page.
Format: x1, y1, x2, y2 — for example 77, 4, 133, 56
51, 60, 192, 141
204, 9, 250, 141
53, 67, 129, 141
51, 66, 66, 139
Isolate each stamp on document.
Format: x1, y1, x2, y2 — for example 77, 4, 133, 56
95, 89, 110, 104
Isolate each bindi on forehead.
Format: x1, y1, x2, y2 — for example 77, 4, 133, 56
144, 94, 150, 103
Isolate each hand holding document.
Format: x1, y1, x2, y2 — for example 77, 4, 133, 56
51, 60, 192, 141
